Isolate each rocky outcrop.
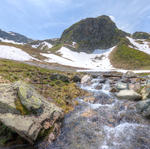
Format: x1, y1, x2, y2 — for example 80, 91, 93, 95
0, 81, 64, 144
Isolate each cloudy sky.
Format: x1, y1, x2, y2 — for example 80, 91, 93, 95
0, 0, 150, 40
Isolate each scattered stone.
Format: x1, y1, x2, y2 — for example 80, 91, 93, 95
116, 82, 128, 90
95, 84, 102, 90
123, 71, 137, 78
110, 87, 118, 93
116, 90, 142, 101
50, 73, 69, 83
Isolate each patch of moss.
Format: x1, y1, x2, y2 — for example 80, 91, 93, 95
15, 98, 30, 115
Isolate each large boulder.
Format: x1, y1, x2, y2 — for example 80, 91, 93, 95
0, 81, 64, 144
136, 99, 150, 117
116, 90, 142, 100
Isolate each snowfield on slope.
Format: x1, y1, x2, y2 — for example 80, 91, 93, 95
41, 46, 115, 70
0, 45, 35, 61
0, 38, 24, 45
32, 41, 53, 49
127, 37, 150, 55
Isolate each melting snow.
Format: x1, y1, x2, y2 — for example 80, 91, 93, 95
0, 45, 35, 61
127, 37, 150, 55
32, 41, 53, 49
42, 46, 115, 70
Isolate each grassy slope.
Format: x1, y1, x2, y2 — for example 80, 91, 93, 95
110, 44, 150, 70
0, 59, 86, 113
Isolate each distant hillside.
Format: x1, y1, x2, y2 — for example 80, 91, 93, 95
60, 15, 129, 52
0, 29, 33, 43
132, 32, 150, 39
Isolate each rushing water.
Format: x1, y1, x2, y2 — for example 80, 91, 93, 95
47, 75, 150, 149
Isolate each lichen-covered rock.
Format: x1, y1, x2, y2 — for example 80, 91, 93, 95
0, 81, 64, 144
116, 90, 142, 101
14, 81, 43, 114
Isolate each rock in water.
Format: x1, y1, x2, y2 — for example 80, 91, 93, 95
116, 90, 142, 100
116, 82, 128, 90
81, 75, 91, 84
136, 99, 150, 117
0, 81, 64, 144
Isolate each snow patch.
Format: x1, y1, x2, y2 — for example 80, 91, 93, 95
41, 46, 115, 70
0, 45, 35, 61
127, 37, 150, 55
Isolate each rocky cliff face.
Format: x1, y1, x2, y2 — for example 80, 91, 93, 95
60, 15, 128, 52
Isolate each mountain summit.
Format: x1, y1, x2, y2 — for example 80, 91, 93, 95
60, 15, 128, 52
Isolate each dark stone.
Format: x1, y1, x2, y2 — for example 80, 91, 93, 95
71, 75, 81, 83
50, 74, 69, 83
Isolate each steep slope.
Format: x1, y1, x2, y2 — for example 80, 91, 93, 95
60, 15, 128, 52
0, 29, 33, 44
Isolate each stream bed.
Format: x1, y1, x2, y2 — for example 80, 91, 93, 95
47, 74, 150, 149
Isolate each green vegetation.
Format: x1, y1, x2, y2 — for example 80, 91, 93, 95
110, 43, 150, 69
0, 59, 86, 113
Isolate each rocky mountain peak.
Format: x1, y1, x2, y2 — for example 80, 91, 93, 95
60, 15, 129, 52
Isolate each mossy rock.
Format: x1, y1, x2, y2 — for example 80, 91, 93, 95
14, 81, 43, 114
